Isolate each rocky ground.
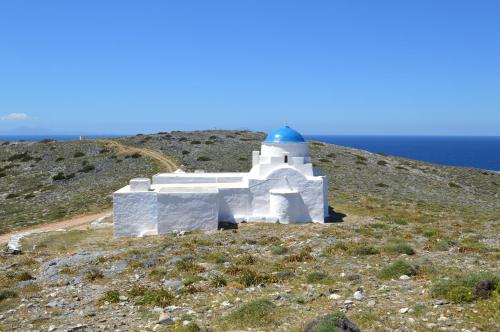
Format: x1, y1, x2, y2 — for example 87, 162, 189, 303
0, 130, 499, 331
0, 139, 160, 234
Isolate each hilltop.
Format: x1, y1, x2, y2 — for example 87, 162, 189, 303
0, 131, 498, 331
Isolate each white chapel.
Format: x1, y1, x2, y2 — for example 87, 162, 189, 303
113, 126, 329, 236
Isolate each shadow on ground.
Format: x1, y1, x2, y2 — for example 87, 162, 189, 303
325, 206, 347, 223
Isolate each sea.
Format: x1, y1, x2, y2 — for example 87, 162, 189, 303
1, 134, 499, 171
305, 135, 500, 171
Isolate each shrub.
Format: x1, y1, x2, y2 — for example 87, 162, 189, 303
224, 299, 276, 328
377, 260, 417, 279
377, 160, 388, 166
205, 141, 214, 145
73, 151, 85, 158
55, 157, 65, 162
447, 286, 475, 303
99, 148, 110, 154
209, 135, 218, 139
305, 312, 352, 332
24, 193, 35, 199
8, 152, 33, 162
0, 172, 6, 178
283, 247, 313, 262
319, 158, 330, 163
448, 182, 461, 188
384, 242, 415, 255
351, 244, 380, 256
183, 275, 203, 286
238, 270, 266, 287
8, 271, 34, 282
197, 156, 211, 161
136, 288, 174, 307
431, 272, 499, 303
175, 260, 205, 273
210, 274, 227, 288
326, 153, 336, 158
270, 246, 288, 255
52, 172, 66, 181
182, 150, 190, 155
238, 157, 248, 161
129, 152, 141, 158
375, 183, 388, 188
6, 193, 18, 199
204, 252, 229, 264
235, 254, 256, 265
0, 289, 18, 302
98, 290, 120, 304
78, 164, 95, 173
311, 142, 324, 146
306, 271, 328, 283
190, 140, 201, 144
85, 268, 104, 281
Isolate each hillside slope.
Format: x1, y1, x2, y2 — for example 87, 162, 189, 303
0, 131, 498, 331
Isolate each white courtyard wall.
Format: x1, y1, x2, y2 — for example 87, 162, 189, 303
218, 188, 250, 222
157, 190, 219, 232
113, 191, 158, 237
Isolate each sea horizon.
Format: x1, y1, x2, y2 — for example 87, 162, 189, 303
1, 133, 499, 171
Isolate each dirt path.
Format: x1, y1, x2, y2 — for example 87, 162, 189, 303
0, 210, 112, 244
1, 140, 179, 245
98, 139, 178, 172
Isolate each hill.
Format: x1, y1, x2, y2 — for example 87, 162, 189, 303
0, 131, 498, 331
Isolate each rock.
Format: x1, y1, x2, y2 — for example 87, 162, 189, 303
119, 295, 128, 301
474, 280, 495, 299
367, 300, 376, 307
303, 312, 360, 332
158, 312, 173, 325
239, 245, 255, 251
221, 301, 232, 307
353, 291, 364, 301
434, 300, 449, 306
399, 275, 410, 280
163, 279, 183, 290
48, 325, 56, 332
347, 274, 361, 281
399, 307, 409, 314
165, 254, 194, 266
329, 293, 341, 300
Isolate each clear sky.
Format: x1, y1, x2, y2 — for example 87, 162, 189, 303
0, 1, 499, 135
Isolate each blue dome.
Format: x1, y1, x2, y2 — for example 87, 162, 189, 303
264, 126, 305, 143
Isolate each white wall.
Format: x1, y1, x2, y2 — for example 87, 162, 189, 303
113, 191, 158, 237
157, 189, 219, 232
218, 188, 250, 222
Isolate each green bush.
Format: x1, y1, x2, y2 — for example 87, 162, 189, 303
85, 268, 104, 281
270, 246, 288, 255
98, 290, 120, 304
224, 299, 276, 328
430, 272, 499, 303
73, 151, 85, 158
447, 286, 475, 303
238, 270, 267, 287
197, 156, 211, 161
210, 274, 227, 288
0, 289, 18, 302
377, 260, 417, 279
319, 158, 330, 163
306, 271, 328, 283
78, 164, 95, 173
190, 140, 201, 144
306, 312, 350, 332
52, 172, 66, 181
377, 160, 388, 166
182, 150, 190, 155
6, 193, 18, 199
136, 288, 174, 307
384, 242, 415, 255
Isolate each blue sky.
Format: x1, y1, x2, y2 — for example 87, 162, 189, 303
0, 1, 499, 135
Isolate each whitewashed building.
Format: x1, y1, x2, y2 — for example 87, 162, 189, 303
113, 126, 329, 237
